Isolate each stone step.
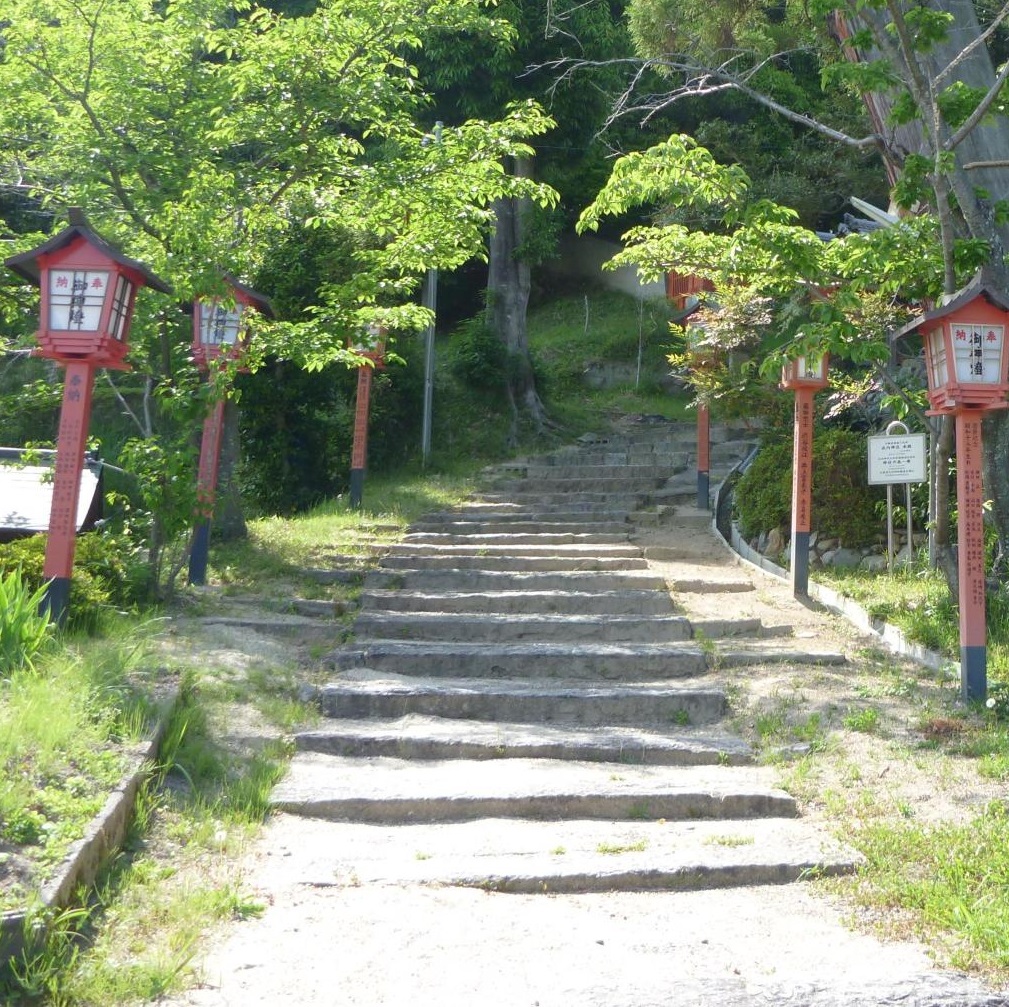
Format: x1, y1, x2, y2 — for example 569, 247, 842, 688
352, 611, 693, 644
386, 541, 641, 558
492, 464, 685, 483
316, 676, 728, 727
474, 492, 651, 508
261, 816, 860, 893
409, 519, 632, 535
714, 641, 847, 668
189, 613, 336, 641
378, 554, 649, 573
271, 754, 796, 824
329, 640, 709, 680
295, 715, 753, 766
365, 569, 669, 593
400, 531, 632, 547
413, 512, 633, 528
358, 589, 676, 616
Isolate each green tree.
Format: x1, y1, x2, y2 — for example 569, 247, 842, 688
578, 0, 1009, 582
0, 0, 557, 594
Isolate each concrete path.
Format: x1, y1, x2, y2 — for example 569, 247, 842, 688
164, 419, 1007, 1007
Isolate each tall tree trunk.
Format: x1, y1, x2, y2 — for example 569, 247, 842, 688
487, 156, 551, 442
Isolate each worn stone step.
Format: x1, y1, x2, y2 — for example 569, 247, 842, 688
418, 506, 635, 523
378, 554, 649, 573
188, 613, 336, 641
365, 569, 669, 593
670, 577, 755, 594
329, 640, 709, 680
400, 531, 631, 547
386, 541, 641, 558
271, 754, 796, 823
265, 816, 860, 893
492, 464, 685, 483
295, 715, 753, 766
316, 676, 728, 726
358, 589, 676, 616
474, 491, 651, 508
408, 520, 632, 536
714, 640, 847, 668
690, 617, 792, 640
352, 611, 693, 644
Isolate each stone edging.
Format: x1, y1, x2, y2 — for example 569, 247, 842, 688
712, 475, 955, 677
1, 685, 181, 973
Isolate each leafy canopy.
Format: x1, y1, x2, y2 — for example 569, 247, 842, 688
0, 0, 558, 369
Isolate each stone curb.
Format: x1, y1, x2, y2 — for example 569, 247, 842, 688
712, 481, 955, 677
0, 684, 182, 976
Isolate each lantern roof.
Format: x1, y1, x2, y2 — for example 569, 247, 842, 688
894, 271, 1009, 340
219, 274, 275, 319
188, 275, 275, 319
4, 208, 172, 294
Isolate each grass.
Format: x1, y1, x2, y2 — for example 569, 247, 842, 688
0, 621, 162, 912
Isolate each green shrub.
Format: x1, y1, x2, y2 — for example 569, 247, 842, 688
0, 532, 145, 634
446, 318, 510, 391
735, 426, 884, 547
0, 569, 52, 675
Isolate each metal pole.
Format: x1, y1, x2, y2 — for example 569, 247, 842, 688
420, 121, 442, 468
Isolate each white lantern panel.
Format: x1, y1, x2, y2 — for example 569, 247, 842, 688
200, 301, 243, 346
952, 322, 1004, 384
795, 355, 826, 380
108, 275, 134, 341
927, 327, 948, 388
49, 269, 110, 331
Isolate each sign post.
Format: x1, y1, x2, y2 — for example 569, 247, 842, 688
868, 422, 927, 572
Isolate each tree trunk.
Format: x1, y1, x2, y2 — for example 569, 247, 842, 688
487, 156, 551, 441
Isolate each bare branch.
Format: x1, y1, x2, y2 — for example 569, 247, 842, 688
104, 371, 146, 437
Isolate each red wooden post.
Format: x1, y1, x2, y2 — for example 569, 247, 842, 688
42, 361, 97, 617
188, 279, 272, 586
349, 364, 374, 509
781, 356, 830, 598
697, 402, 710, 510
348, 327, 386, 510
955, 410, 987, 698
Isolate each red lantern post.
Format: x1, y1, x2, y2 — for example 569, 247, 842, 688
898, 275, 1009, 702
4, 209, 170, 624
188, 279, 273, 586
780, 355, 830, 598
349, 326, 386, 509
667, 272, 716, 509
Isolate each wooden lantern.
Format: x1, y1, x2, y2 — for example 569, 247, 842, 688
192, 276, 273, 370
780, 354, 830, 391
5, 208, 171, 369
902, 277, 1009, 414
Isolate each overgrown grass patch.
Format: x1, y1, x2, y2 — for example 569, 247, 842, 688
845, 803, 1009, 978
0, 621, 161, 912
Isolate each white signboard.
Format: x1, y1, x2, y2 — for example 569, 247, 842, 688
868, 433, 927, 485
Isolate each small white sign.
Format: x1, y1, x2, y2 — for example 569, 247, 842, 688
868, 433, 927, 485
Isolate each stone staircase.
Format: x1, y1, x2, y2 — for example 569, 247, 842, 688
272, 419, 860, 892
